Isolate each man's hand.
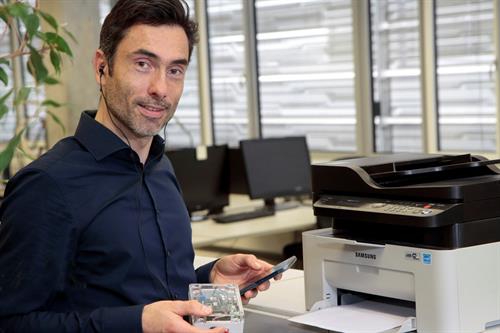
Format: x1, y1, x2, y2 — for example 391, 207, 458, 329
210, 254, 278, 304
142, 300, 227, 333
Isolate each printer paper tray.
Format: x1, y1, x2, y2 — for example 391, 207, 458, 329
332, 237, 386, 248
317, 233, 385, 248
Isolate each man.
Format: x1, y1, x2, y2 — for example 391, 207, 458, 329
0, 1, 276, 332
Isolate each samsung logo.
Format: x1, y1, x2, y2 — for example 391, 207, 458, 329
355, 252, 377, 260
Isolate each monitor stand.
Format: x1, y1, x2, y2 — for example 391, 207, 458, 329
272, 198, 301, 211
190, 206, 225, 223
212, 199, 276, 224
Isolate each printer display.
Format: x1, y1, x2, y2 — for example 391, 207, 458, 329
303, 153, 500, 332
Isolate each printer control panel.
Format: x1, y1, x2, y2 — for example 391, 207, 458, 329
314, 195, 455, 217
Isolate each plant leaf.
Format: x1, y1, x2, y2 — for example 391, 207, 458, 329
0, 91, 10, 129
0, 7, 8, 24
42, 99, 62, 108
49, 49, 61, 74
46, 110, 65, 134
56, 35, 73, 57
44, 76, 60, 85
14, 87, 31, 106
35, 30, 48, 43
0, 58, 9, 66
0, 66, 8, 86
0, 129, 25, 173
7, 2, 29, 20
25, 13, 40, 39
28, 47, 48, 83
0, 103, 9, 120
45, 32, 73, 57
62, 27, 77, 44
38, 10, 58, 31
0, 89, 13, 106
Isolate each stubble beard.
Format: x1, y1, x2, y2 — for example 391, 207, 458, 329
108, 102, 174, 138
105, 83, 177, 139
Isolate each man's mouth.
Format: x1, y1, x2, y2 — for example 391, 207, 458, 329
138, 103, 167, 119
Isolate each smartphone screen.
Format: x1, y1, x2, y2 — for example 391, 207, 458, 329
239, 255, 297, 296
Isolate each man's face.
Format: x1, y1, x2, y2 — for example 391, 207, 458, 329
103, 24, 189, 139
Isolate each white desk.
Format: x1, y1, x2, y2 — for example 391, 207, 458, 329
191, 205, 315, 248
245, 268, 306, 317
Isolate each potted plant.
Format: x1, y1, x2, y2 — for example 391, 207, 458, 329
0, 0, 74, 188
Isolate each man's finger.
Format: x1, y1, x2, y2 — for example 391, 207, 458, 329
256, 280, 271, 291
235, 254, 262, 270
243, 288, 258, 300
169, 300, 212, 316
170, 302, 228, 333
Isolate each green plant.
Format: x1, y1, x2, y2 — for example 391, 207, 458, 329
0, 0, 74, 177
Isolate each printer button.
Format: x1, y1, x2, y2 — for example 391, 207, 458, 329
371, 203, 387, 208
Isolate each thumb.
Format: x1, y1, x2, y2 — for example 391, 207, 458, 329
170, 300, 212, 317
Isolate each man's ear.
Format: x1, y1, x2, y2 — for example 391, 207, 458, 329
93, 49, 107, 84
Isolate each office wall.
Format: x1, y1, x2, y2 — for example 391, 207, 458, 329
39, 1, 102, 146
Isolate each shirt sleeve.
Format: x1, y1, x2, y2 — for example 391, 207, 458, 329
0, 169, 143, 333
195, 260, 218, 283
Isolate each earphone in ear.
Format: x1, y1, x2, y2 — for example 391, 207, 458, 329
97, 62, 132, 148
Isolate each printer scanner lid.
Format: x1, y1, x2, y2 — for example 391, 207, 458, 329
312, 153, 500, 202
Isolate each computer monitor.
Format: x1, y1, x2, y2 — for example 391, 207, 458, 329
228, 147, 249, 195
240, 136, 312, 206
165, 145, 229, 220
213, 137, 311, 223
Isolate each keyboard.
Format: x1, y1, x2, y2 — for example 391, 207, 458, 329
213, 208, 275, 223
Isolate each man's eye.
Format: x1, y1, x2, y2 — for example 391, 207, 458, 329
168, 68, 185, 77
136, 61, 151, 71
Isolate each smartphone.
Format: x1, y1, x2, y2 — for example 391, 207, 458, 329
239, 255, 297, 296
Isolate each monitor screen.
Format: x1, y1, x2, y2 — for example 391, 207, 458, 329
228, 147, 249, 195
166, 145, 229, 216
240, 136, 312, 201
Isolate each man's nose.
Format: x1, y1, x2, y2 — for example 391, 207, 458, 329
147, 72, 168, 100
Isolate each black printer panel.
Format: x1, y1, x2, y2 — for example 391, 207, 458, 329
313, 195, 462, 228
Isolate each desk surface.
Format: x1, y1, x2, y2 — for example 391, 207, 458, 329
245, 267, 306, 317
192, 205, 315, 247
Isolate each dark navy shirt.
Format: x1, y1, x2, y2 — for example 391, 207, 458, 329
0, 111, 215, 332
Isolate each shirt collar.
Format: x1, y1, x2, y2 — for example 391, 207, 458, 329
74, 110, 165, 162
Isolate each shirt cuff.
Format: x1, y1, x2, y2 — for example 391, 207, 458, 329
101, 304, 144, 333
195, 260, 218, 283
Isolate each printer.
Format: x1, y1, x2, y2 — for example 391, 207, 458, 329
303, 153, 500, 332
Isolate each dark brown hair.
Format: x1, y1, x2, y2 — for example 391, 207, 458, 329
99, 0, 198, 75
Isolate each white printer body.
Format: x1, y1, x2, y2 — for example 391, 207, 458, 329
303, 228, 500, 332
306, 154, 500, 332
